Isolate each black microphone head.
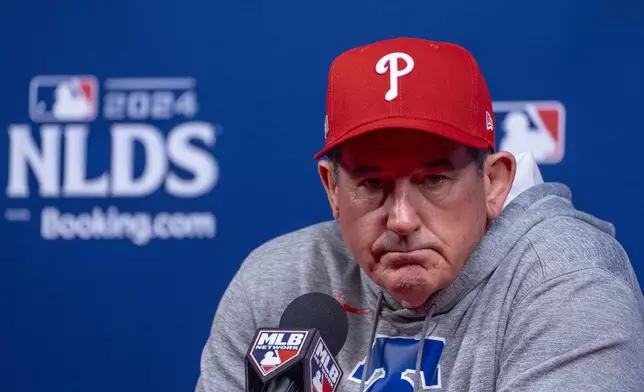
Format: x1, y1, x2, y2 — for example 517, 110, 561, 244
279, 292, 349, 357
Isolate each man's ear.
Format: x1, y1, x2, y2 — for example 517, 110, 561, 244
484, 151, 516, 220
318, 160, 340, 220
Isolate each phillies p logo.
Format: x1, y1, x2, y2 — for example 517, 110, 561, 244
375, 52, 415, 102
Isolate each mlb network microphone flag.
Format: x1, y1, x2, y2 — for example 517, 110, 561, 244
245, 328, 343, 392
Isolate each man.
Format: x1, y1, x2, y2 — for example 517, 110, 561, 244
195, 37, 644, 391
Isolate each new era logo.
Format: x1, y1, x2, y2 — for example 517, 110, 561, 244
29, 75, 99, 123
324, 115, 329, 140
486, 111, 494, 131
493, 101, 566, 164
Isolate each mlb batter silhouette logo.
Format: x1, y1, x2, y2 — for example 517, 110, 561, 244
312, 370, 331, 392
349, 336, 445, 391
29, 75, 98, 122
260, 351, 282, 367
493, 101, 566, 164
51, 78, 95, 121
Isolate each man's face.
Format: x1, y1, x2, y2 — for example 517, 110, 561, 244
319, 129, 513, 309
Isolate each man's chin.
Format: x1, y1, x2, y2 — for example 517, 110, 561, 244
382, 267, 434, 309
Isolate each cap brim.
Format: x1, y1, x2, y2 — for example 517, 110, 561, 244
313, 117, 491, 159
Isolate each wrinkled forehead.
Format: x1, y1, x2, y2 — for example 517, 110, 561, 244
337, 128, 469, 170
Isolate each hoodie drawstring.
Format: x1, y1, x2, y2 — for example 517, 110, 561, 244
358, 293, 439, 392
413, 303, 437, 392
359, 291, 384, 392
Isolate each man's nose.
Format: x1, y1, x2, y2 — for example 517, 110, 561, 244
385, 181, 422, 236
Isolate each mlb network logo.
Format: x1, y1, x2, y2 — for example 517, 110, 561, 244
310, 338, 342, 392
493, 101, 566, 164
29, 75, 99, 122
249, 330, 309, 377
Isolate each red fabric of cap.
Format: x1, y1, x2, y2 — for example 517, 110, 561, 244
314, 37, 496, 159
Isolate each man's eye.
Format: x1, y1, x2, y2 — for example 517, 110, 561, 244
361, 178, 385, 190
424, 175, 446, 186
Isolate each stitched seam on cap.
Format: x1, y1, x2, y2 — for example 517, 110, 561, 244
327, 58, 339, 140
454, 45, 478, 135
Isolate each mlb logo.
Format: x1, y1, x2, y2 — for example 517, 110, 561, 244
249, 330, 309, 377
493, 101, 566, 164
310, 338, 342, 392
311, 366, 333, 392
29, 75, 99, 122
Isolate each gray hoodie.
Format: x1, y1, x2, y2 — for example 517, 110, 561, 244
195, 181, 644, 391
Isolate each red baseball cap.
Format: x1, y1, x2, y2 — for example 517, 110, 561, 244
314, 37, 496, 160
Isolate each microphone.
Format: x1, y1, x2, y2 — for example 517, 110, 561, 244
245, 292, 349, 392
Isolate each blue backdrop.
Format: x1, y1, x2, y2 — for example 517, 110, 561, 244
1, 1, 642, 391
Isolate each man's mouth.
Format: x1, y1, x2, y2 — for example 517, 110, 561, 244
379, 249, 432, 268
